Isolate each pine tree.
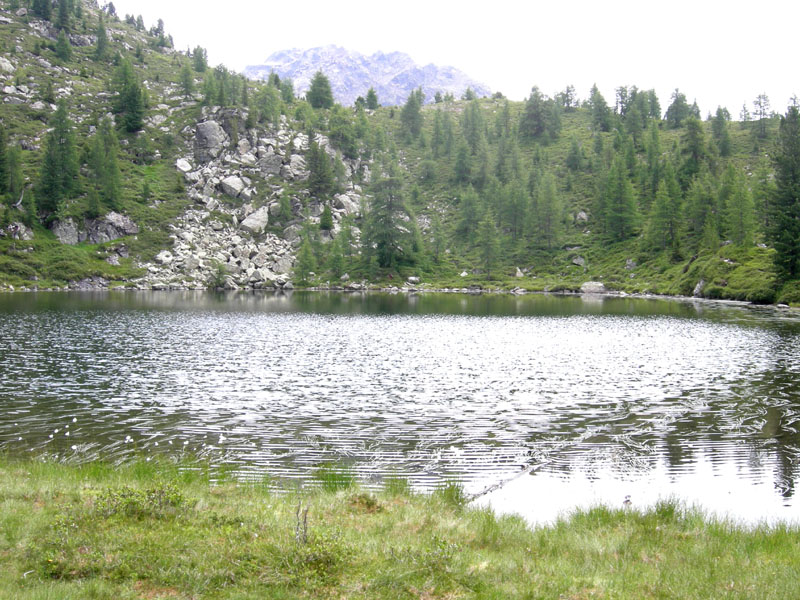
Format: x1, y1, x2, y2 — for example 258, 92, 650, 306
589, 84, 612, 132
770, 105, 800, 279
646, 163, 683, 254
112, 58, 145, 132
307, 139, 337, 200
192, 46, 208, 73
453, 142, 471, 185
89, 117, 122, 210
602, 157, 639, 241
32, 0, 51, 20
55, 30, 72, 62
320, 203, 333, 231
477, 208, 500, 278
363, 169, 416, 268
723, 168, 755, 246
665, 89, 691, 129
94, 17, 108, 61
365, 87, 379, 110
294, 235, 316, 282
36, 100, 78, 215
307, 71, 334, 109
0, 125, 8, 197
57, 0, 71, 30
535, 172, 563, 248
180, 63, 194, 98
400, 88, 423, 139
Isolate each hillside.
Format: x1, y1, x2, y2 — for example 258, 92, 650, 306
1, 0, 799, 305
244, 45, 492, 107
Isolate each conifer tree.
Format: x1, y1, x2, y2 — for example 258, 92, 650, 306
601, 157, 639, 241
307, 71, 334, 109
32, 0, 51, 20
363, 169, 417, 268
400, 88, 423, 139
192, 46, 208, 72
365, 87, 379, 110
320, 203, 333, 231
770, 105, 800, 279
535, 172, 563, 248
0, 125, 8, 197
294, 235, 316, 282
307, 139, 337, 200
180, 63, 194, 98
646, 163, 683, 254
55, 30, 72, 62
589, 84, 612, 132
36, 100, 77, 215
477, 208, 500, 278
112, 58, 145, 132
723, 169, 755, 246
57, 0, 71, 31
94, 17, 109, 61
89, 117, 122, 210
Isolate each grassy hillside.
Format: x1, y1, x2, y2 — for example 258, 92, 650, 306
0, 1, 796, 304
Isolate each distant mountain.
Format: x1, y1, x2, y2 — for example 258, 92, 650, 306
243, 45, 492, 107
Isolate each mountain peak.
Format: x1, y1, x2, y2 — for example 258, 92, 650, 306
244, 47, 491, 106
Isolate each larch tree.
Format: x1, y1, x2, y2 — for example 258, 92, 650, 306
770, 105, 800, 279
307, 71, 334, 109
36, 101, 78, 216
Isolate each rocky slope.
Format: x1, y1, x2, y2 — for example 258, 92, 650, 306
244, 45, 492, 106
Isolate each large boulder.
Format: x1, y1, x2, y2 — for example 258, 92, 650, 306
51, 218, 79, 245
0, 57, 14, 74
579, 281, 606, 294
219, 175, 245, 198
194, 120, 227, 163
239, 206, 270, 234
258, 153, 283, 177
83, 212, 139, 244
6, 222, 34, 241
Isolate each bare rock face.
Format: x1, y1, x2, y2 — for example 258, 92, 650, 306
51, 218, 80, 245
194, 121, 228, 163
5, 222, 34, 241
83, 212, 139, 244
579, 281, 606, 294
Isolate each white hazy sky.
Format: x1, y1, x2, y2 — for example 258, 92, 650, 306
110, 0, 798, 115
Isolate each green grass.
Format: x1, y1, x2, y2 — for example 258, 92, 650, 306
0, 457, 798, 599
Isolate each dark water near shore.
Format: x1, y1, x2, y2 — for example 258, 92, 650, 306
2, 290, 800, 524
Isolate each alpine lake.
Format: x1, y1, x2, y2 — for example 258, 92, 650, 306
2, 290, 799, 525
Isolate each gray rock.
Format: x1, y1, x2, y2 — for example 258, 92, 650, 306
194, 120, 227, 163
176, 158, 193, 173
239, 206, 270, 234
340, 273, 350, 282
576, 211, 589, 222
625, 258, 637, 270
272, 256, 293, 274
572, 255, 586, 268
7, 222, 34, 241
219, 175, 245, 198
693, 279, 705, 298
51, 218, 79, 245
155, 250, 174, 265
580, 281, 606, 294
515, 267, 524, 278
83, 212, 139, 244
0, 57, 13, 74
30, 100, 47, 111
258, 153, 283, 177
407, 276, 420, 284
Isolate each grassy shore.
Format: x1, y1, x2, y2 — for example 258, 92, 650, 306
0, 458, 798, 599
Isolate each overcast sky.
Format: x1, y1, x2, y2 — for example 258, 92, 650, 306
110, 0, 798, 116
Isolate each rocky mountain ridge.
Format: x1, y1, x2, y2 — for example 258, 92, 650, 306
244, 45, 492, 106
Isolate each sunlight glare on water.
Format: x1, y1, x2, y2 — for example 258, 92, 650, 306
1, 291, 799, 524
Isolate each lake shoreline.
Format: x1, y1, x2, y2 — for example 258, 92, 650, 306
0, 279, 797, 312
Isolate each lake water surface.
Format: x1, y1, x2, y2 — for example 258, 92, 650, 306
1, 291, 799, 525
